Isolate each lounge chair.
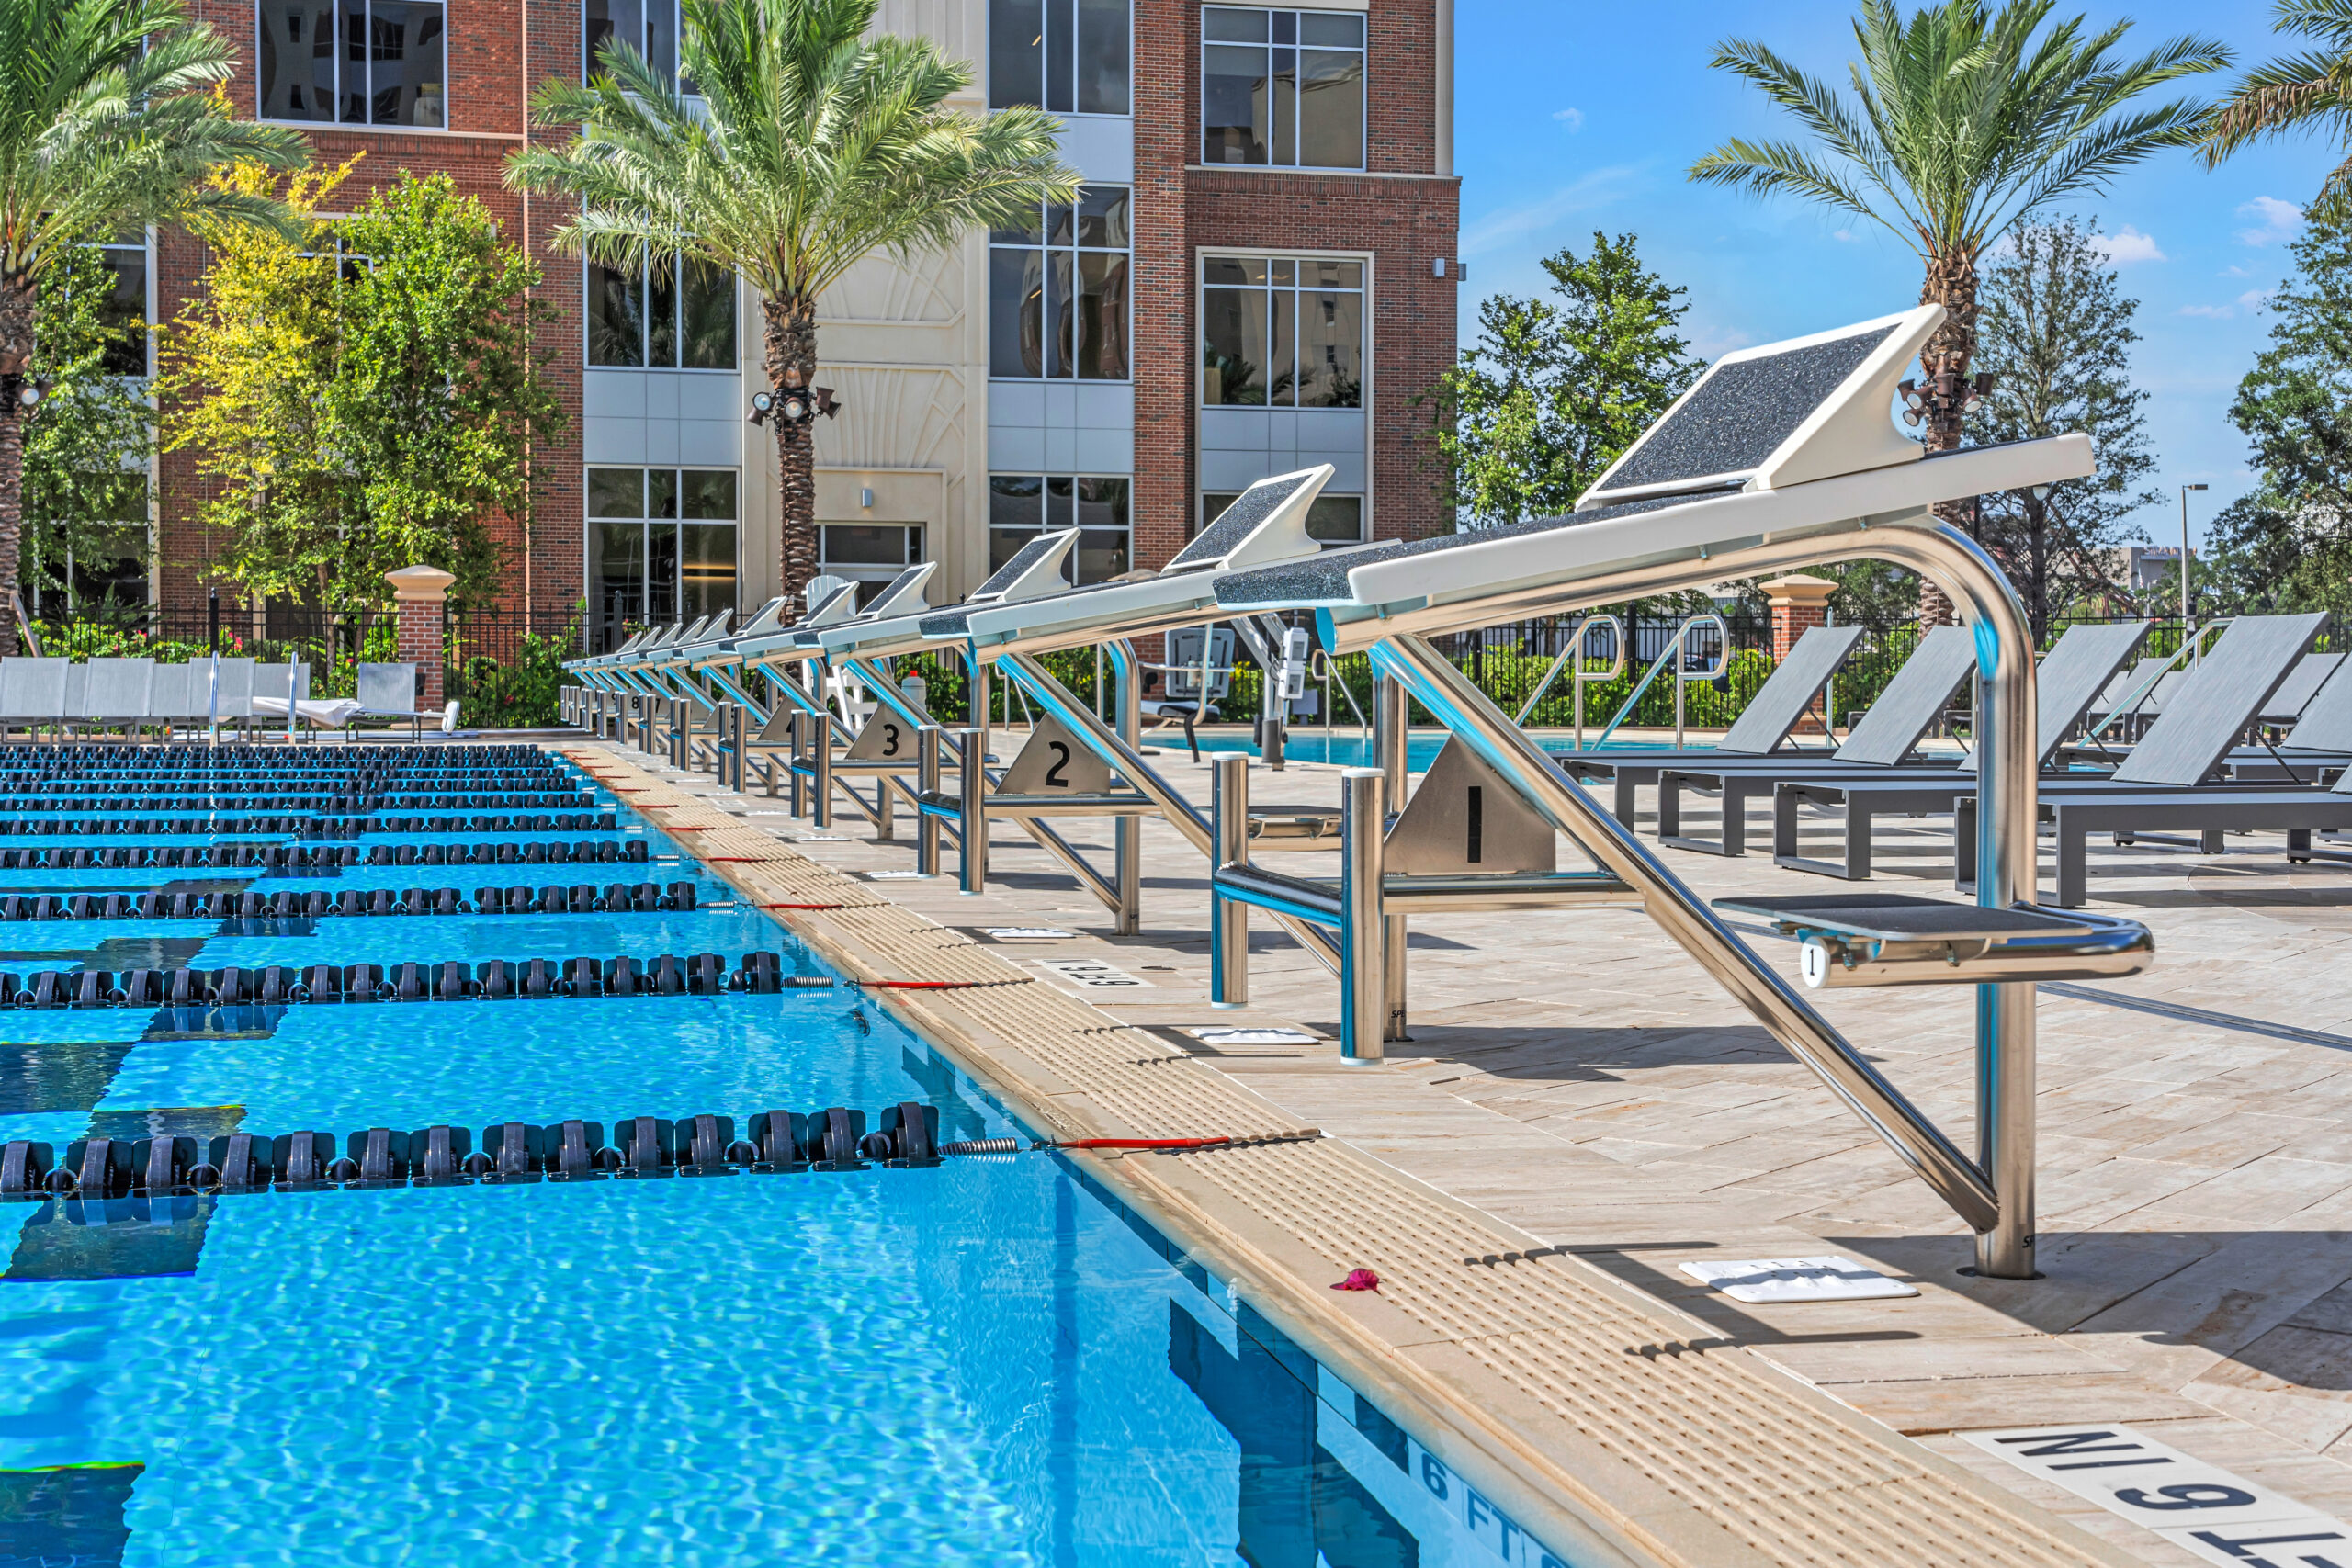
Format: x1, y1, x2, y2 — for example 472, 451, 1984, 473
1643, 624, 1984, 855
0, 657, 67, 741
1939, 612, 2335, 904
1553, 622, 1865, 822
1768, 620, 2154, 879
340, 662, 456, 741
74, 658, 153, 740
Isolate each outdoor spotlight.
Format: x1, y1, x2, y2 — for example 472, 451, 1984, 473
9, 377, 48, 411
747, 390, 774, 427
779, 389, 811, 423
810, 386, 841, 419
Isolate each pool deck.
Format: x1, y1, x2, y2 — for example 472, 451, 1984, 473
566, 729, 2352, 1566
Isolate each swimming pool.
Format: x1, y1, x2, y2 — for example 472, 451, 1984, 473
1191, 730, 1708, 771
0, 743, 1573, 1566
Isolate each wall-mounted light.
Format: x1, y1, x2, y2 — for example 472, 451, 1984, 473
859, 486, 875, 509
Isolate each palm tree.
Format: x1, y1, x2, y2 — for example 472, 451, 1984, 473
0, 0, 307, 653
2199, 1, 2352, 213
1690, 0, 2224, 620
509, 0, 1079, 612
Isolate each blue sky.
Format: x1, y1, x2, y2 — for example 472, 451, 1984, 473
1452, 0, 2342, 550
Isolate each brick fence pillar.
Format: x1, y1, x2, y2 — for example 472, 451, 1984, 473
385, 565, 456, 711
1760, 573, 1837, 660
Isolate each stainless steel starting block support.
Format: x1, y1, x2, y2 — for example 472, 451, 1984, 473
1340, 769, 1385, 1064
956, 727, 988, 894
918, 724, 944, 876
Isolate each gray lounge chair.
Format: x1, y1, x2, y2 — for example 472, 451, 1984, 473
355, 661, 426, 741
0, 658, 68, 741
1647, 624, 1984, 855
1769, 620, 2154, 878
1939, 612, 2334, 904
76, 658, 154, 739
1554, 622, 1865, 821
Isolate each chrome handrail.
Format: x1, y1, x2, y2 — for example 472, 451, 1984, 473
1512, 613, 1626, 745
1588, 612, 1728, 751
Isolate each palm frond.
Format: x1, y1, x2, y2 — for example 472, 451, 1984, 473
509, 0, 1078, 310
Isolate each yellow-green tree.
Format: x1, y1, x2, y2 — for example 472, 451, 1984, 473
156, 161, 353, 608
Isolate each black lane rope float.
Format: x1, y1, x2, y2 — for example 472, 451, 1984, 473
0, 950, 817, 1009
0, 1116, 1329, 1200
0, 840, 649, 872
0, 879, 704, 921
2, 1104, 988, 1197
0, 812, 618, 839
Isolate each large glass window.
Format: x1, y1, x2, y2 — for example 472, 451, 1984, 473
1201, 255, 1362, 408
989, 187, 1129, 380
584, 0, 678, 83
988, 475, 1130, 583
84, 237, 149, 378
585, 467, 739, 651
1202, 8, 1363, 168
586, 254, 736, 369
1202, 491, 1363, 548
256, 2, 446, 128
989, 0, 1129, 115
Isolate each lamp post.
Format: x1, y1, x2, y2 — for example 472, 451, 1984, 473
2182, 479, 2201, 649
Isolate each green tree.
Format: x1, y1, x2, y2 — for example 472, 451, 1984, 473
1965, 217, 2157, 639
159, 160, 365, 609
1419, 231, 1700, 527
0, 0, 306, 651
24, 243, 153, 614
2197, 209, 2352, 613
1690, 0, 2225, 622
507, 0, 1079, 612
328, 172, 567, 606
161, 164, 567, 611
2199, 0, 2352, 214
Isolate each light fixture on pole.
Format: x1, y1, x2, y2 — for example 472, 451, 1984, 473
2179, 482, 2208, 652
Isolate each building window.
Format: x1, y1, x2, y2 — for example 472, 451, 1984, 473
989, 0, 1129, 116
71, 237, 149, 378
584, 0, 687, 89
585, 254, 736, 369
820, 524, 927, 604
585, 467, 739, 651
988, 475, 1129, 583
256, 3, 447, 128
1201, 255, 1363, 408
989, 187, 1130, 381
1202, 491, 1363, 548
1202, 8, 1363, 168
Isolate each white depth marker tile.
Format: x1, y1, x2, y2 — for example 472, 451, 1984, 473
1678, 1256, 1917, 1303
1964, 1424, 2352, 1566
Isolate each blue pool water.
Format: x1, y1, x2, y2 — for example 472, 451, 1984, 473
1191, 730, 1709, 771
0, 752, 1572, 1566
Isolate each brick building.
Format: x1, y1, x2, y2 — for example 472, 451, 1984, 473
115, 0, 1459, 648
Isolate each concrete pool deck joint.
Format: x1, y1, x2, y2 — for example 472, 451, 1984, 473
565, 741, 2136, 1568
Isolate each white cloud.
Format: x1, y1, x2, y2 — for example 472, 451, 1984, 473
1832, 228, 1860, 243
2179, 303, 2235, 319
2222, 264, 2255, 278
1552, 107, 1584, 132
1459, 164, 1638, 255
2235, 196, 2303, 246
2238, 288, 2275, 313
2090, 226, 2165, 265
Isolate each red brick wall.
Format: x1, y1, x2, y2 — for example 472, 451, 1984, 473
158, 0, 584, 629
1129, 0, 1459, 570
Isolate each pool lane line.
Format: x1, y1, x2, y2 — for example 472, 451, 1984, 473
560, 740, 2129, 1568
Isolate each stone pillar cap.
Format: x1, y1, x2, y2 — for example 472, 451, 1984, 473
385, 565, 457, 603
1760, 572, 1837, 604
